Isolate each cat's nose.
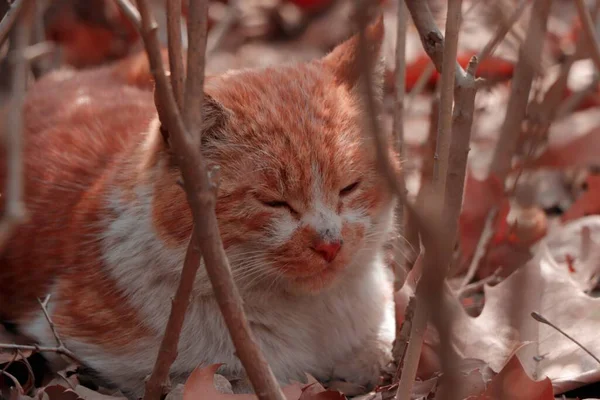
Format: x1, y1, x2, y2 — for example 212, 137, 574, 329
311, 239, 342, 262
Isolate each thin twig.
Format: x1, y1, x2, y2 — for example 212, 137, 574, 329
167, 0, 184, 109
0, 343, 81, 364
207, 3, 239, 55
0, 0, 32, 253
114, 0, 142, 31
32, 295, 85, 365
574, 0, 600, 72
1, 350, 20, 374
134, 1, 286, 399
477, 0, 528, 63
17, 350, 34, 393
531, 312, 600, 365
37, 296, 63, 348
0, 370, 23, 395
392, 2, 407, 150
0, 0, 27, 48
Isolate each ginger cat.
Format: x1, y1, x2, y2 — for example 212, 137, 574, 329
0, 17, 397, 398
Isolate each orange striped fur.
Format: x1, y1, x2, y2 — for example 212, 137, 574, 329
0, 17, 398, 397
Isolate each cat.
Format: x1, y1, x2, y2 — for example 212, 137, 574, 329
0, 15, 398, 398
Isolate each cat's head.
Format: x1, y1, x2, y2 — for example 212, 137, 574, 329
155, 16, 398, 294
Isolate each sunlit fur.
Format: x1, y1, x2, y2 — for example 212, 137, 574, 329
0, 17, 398, 398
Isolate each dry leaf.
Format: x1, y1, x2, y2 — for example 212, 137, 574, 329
449, 242, 600, 394
562, 175, 600, 222
545, 216, 600, 291
72, 385, 127, 400
183, 364, 320, 400
458, 172, 506, 268
40, 385, 82, 400
465, 355, 553, 400
531, 115, 600, 170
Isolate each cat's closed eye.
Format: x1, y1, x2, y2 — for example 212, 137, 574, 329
260, 199, 297, 214
340, 181, 360, 196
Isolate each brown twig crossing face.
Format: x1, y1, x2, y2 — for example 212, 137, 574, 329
153, 24, 396, 294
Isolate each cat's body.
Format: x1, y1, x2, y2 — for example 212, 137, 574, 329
0, 18, 397, 398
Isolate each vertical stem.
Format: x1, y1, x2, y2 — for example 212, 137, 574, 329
167, 0, 184, 109
0, 0, 32, 252
489, 0, 553, 181
433, 0, 462, 195
183, 0, 208, 143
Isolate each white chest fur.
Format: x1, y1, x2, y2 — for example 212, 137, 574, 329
26, 185, 394, 398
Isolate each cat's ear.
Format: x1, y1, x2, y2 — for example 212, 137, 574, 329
322, 14, 385, 94
153, 87, 231, 149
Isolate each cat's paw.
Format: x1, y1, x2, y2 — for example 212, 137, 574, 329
331, 338, 392, 391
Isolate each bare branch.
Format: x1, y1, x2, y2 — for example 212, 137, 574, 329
392, 2, 407, 150
183, 0, 209, 143
397, 3, 484, 399
432, 0, 462, 193
489, 0, 553, 181
403, 0, 466, 82
114, 0, 142, 31
0, 295, 84, 366
0, 0, 33, 253
477, 0, 528, 63
37, 296, 64, 349
0, 343, 81, 364
391, 0, 409, 312
207, 3, 239, 55
134, 1, 286, 399
144, 228, 202, 399
443, 57, 480, 239
0, 0, 28, 48
574, 0, 600, 72
167, 0, 184, 109
0, 369, 23, 395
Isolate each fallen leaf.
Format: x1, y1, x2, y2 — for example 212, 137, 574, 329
448, 242, 600, 394
545, 216, 600, 291
465, 355, 553, 400
73, 385, 127, 400
458, 172, 506, 269
551, 368, 600, 394
183, 364, 321, 400
40, 385, 82, 400
562, 175, 600, 222
530, 113, 600, 170
322, 380, 361, 397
